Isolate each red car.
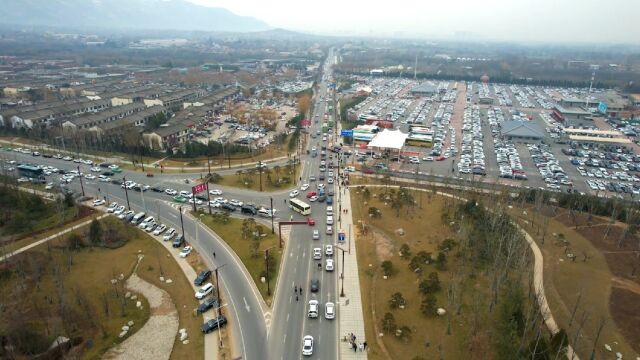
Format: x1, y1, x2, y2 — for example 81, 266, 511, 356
435, 156, 446, 161
307, 217, 316, 226
306, 191, 317, 199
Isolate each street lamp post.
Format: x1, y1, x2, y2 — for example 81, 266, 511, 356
179, 206, 185, 237
123, 177, 131, 210
336, 246, 346, 297
270, 197, 274, 234
77, 165, 85, 197
265, 248, 273, 296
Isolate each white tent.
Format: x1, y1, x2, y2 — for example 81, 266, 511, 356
368, 129, 408, 150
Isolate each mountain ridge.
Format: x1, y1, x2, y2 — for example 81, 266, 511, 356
0, 0, 270, 33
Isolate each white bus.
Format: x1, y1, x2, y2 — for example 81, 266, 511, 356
290, 198, 311, 216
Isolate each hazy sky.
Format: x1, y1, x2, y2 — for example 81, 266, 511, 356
187, 0, 639, 43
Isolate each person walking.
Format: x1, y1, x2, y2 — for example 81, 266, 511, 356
363, 341, 368, 350
296, 295, 298, 301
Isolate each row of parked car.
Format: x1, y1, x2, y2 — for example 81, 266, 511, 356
95, 200, 228, 334
458, 105, 486, 175
488, 107, 527, 180
527, 144, 571, 191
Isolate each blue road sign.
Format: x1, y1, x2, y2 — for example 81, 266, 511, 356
340, 130, 353, 137
338, 232, 345, 241
598, 102, 608, 114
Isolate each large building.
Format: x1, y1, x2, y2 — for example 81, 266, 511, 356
551, 105, 592, 127
501, 121, 545, 142
410, 82, 437, 97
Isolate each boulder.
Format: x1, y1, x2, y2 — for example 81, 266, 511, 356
182, 340, 189, 345
180, 332, 188, 341
131, 295, 137, 300
604, 344, 612, 352
125, 292, 131, 299
128, 321, 134, 326
48, 336, 70, 350
122, 326, 130, 331
395, 228, 404, 236
437, 308, 447, 316
136, 301, 142, 308
179, 328, 187, 334
119, 330, 128, 338
166, 279, 173, 284
160, 277, 165, 282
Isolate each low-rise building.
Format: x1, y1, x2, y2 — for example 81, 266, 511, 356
143, 123, 189, 150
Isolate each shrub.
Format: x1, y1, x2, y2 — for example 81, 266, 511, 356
381, 260, 394, 276
419, 272, 441, 295
399, 243, 411, 258
420, 295, 438, 317
389, 292, 406, 309
381, 312, 397, 333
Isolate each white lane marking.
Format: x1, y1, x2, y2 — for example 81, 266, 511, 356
243, 297, 251, 312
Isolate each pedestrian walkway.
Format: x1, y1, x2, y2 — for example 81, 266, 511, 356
0, 213, 109, 262
338, 185, 368, 359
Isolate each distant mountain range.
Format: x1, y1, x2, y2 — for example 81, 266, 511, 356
0, 0, 270, 33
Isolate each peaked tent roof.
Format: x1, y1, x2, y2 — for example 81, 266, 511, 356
368, 129, 408, 150
501, 120, 545, 139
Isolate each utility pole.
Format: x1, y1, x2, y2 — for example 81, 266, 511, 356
336, 246, 346, 297
179, 206, 185, 237
123, 177, 131, 210
206, 182, 212, 215
259, 166, 263, 192
207, 154, 211, 175
270, 197, 274, 234
77, 165, 85, 196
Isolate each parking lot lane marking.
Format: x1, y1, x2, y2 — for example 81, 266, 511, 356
243, 297, 251, 312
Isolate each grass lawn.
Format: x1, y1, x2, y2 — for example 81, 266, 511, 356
213, 165, 301, 193
199, 215, 281, 305
510, 207, 639, 359
0, 216, 203, 359
351, 188, 474, 360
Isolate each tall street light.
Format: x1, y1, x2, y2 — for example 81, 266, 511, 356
123, 177, 131, 210
179, 206, 185, 237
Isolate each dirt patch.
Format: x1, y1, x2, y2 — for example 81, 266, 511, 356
612, 277, 640, 295
371, 228, 395, 261
610, 287, 640, 353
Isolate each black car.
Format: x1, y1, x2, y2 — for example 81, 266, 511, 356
99, 162, 113, 168
194, 269, 212, 286
172, 234, 185, 248
197, 297, 219, 314
201, 315, 227, 333
151, 186, 165, 193
111, 179, 122, 185
196, 195, 208, 202
221, 203, 236, 212
310, 279, 320, 293
102, 171, 114, 176
241, 205, 257, 215
42, 153, 53, 158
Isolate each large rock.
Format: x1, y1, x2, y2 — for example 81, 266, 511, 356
395, 228, 404, 236
180, 332, 188, 341
437, 308, 447, 316
119, 330, 128, 338
128, 320, 134, 326
122, 326, 130, 331
136, 301, 142, 308
125, 292, 131, 299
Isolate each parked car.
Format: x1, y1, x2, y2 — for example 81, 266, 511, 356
197, 297, 219, 314
172, 234, 185, 248
194, 269, 212, 286
195, 283, 214, 299
163, 228, 176, 241
179, 246, 193, 258
201, 315, 227, 333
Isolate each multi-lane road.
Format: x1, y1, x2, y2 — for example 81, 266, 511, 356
1, 48, 344, 360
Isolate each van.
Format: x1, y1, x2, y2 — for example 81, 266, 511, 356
172, 234, 185, 248
139, 216, 155, 229
241, 205, 257, 215
131, 212, 146, 225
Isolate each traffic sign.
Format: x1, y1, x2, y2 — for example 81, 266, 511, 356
340, 130, 353, 137
338, 231, 345, 241
192, 183, 207, 194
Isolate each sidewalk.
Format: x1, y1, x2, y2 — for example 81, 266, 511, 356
337, 185, 368, 358
0, 213, 109, 262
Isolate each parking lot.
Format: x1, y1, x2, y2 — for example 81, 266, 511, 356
340, 76, 640, 199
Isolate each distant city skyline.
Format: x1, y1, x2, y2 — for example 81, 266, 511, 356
187, 0, 640, 44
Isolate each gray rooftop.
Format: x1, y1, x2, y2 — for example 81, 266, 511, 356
501, 120, 545, 139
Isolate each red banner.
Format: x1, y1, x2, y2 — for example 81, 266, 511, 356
192, 183, 207, 194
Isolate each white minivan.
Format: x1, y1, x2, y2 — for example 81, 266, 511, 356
139, 216, 155, 229
131, 212, 146, 225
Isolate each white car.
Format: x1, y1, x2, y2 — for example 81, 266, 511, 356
84, 174, 96, 180
289, 190, 299, 198
312, 229, 320, 240
114, 206, 126, 215
90, 167, 101, 172
229, 199, 243, 207
325, 244, 333, 256
309, 195, 318, 202
163, 228, 177, 241
108, 164, 119, 170
45, 182, 54, 190
99, 177, 111, 183
63, 156, 72, 161
165, 189, 177, 196
179, 246, 193, 258
118, 210, 134, 220
325, 302, 335, 320
300, 183, 309, 191
325, 259, 334, 271
308, 300, 319, 318
422, 156, 434, 161
189, 198, 203, 205
195, 283, 214, 299
209, 189, 222, 195
153, 224, 167, 235
313, 247, 322, 260
179, 190, 191, 198
92, 199, 106, 206
302, 335, 314, 356
106, 202, 119, 213
326, 206, 333, 216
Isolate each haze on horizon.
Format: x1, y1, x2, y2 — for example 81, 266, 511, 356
188, 0, 639, 44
